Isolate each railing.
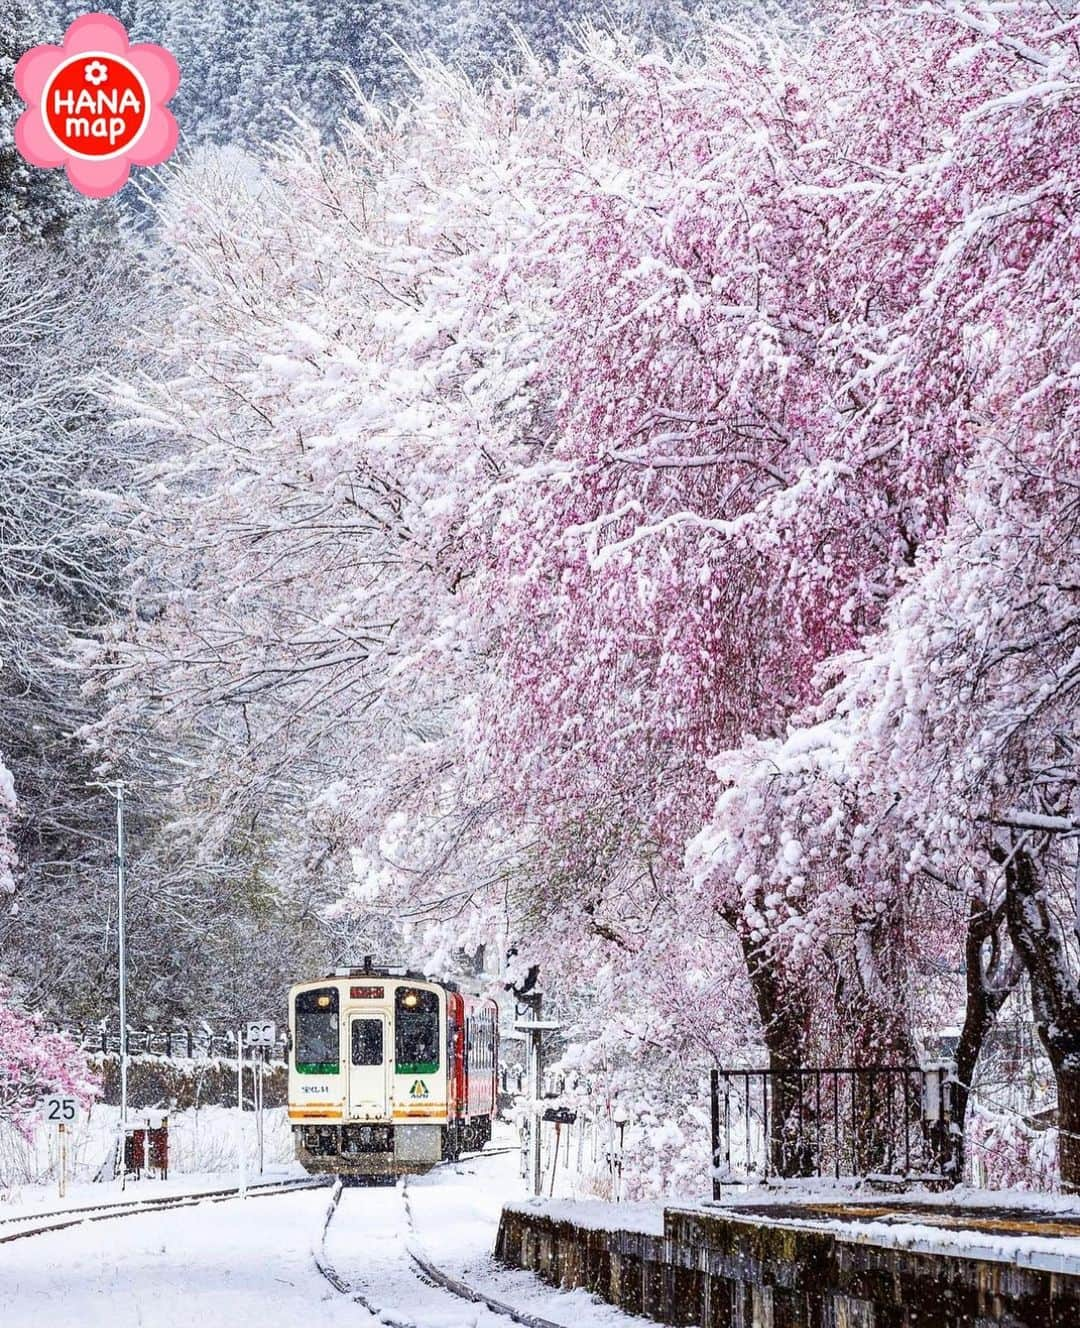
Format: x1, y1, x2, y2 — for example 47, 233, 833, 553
710, 1064, 958, 1195
52, 1025, 289, 1062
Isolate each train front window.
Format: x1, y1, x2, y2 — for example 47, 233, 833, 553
352, 1018, 383, 1067
395, 987, 440, 1075
295, 987, 339, 1073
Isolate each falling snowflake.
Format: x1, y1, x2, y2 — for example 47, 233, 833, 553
84, 60, 109, 86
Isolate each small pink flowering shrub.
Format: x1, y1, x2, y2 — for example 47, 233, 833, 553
967, 1104, 1059, 1192
0, 995, 99, 1135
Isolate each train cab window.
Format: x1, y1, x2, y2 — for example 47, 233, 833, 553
295, 987, 339, 1074
352, 1018, 383, 1067
395, 987, 440, 1075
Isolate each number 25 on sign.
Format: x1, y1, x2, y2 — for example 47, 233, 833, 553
44, 1095, 79, 1123
42, 1096, 80, 1198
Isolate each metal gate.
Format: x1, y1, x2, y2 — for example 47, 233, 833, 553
710, 1064, 958, 1194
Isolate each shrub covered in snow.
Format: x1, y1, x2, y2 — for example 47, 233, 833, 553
966, 1105, 1059, 1193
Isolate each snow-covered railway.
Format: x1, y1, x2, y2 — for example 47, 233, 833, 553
0, 1175, 328, 1246
0, 1137, 554, 1328
317, 1148, 564, 1328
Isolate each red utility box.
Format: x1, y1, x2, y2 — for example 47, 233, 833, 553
123, 1116, 168, 1179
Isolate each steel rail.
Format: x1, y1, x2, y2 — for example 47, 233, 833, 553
0, 1175, 329, 1245
316, 1146, 564, 1328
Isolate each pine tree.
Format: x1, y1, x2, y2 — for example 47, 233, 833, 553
0, 0, 84, 240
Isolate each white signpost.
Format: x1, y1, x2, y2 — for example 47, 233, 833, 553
245, 1020, 276, 1048
243, 1021, 276, 1177
43, 1095, 80, 1199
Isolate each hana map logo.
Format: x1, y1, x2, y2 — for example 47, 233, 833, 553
14, 12, 179, 198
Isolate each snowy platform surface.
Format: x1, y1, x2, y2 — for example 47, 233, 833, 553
686, 1186, 1080, 1274
502, 1195, 668, 1235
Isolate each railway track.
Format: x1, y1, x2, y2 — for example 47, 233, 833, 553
0, 1175, 330, 1246
316, 1146, 565, 1328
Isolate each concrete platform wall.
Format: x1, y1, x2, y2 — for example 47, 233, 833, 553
495, 1204, 1080, 1327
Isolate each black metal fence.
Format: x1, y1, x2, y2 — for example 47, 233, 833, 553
52, 1025, 289, 1062
710, 1065, 958, 1195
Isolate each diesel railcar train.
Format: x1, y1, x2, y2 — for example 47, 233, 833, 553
287, 965, 498, 1178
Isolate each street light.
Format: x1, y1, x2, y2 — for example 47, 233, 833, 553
90, 781, 128, 1178
611, 1104, 630, 1202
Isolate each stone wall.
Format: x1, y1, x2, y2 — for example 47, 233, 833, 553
495, 1203, 1080, 1327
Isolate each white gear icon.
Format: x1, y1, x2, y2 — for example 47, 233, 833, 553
84, 60, 109, 86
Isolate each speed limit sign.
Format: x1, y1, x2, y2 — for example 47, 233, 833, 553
43, 1095, 79, 1124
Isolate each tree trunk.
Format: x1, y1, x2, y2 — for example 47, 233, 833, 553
739, 933, 815, 1177
952, 894, 1021, 1181
1003, 844, 1080, 1191
1059, 1069, 1080, 1191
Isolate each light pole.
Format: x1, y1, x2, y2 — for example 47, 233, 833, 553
115, 785, 128, 1137
92, 781, 129, 1177
612, 1103, 629, 1202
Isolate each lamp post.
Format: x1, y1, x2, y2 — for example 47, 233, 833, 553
91, 781, 128, 1179
115, 785, 128, 1137
611, 1103, 629, 1202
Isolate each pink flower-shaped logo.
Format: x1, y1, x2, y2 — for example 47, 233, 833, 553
14, 13, 179, 198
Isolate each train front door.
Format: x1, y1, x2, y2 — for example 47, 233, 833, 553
348, 1015, 389, 1119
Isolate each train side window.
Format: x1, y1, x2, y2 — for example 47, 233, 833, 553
351, 1018, 383, 1067
295, 987, 339, 1074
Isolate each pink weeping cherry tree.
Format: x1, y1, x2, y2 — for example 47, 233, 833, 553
482, 2, 1065, 1060
690, 0, 1080, 1182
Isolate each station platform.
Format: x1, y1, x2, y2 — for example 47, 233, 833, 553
496, 1189, 1080, 1326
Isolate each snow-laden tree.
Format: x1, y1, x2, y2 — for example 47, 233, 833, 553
0, 0, 86, 238
0, 758, 97, 1130
0, 227, 315, 1026
479, 5, 1016, 1068
114, 2, 1079, 1191
105, 66, 550, 955
690, 0, 1080, 1181
0, 232, 147, 1011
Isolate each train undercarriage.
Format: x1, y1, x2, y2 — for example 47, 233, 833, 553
295, 1116, 493, 1178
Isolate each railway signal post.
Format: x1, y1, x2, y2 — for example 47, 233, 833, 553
513, 1009, 563, 1197
245, 1021, 275, 1176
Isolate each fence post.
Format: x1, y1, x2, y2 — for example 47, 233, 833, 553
710, 1068, 720, 1201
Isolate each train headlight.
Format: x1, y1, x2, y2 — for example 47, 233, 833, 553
403, 992, 419, 1008
317, 994, 332, 1008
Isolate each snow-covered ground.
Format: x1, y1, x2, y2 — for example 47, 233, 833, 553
407, 1150, 659, 1328
0, 1184, 346, 1328
0, 1119, 660, 1328
6, 1108, 1080, 1325
0, 1104, 301, 1219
